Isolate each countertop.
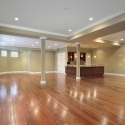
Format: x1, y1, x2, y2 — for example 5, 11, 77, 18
65, 65, 104, 67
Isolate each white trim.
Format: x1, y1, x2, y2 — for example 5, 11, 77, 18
58, 45, 67, 49
70, 10, 125, 36
1, 71, 125, 77
56, 72, 66, 74
0, 71, 29, 75
104, 73, 125, 76
0, 10, 125, 38
46, 71, 58, 73
76, 77, 81, 80
40, 81, 46, 84
39, 36, 47, 40
75, 42, 80, 45
0, 71, 57, 75
67, 45, 96, 49
0, 23, 69, 37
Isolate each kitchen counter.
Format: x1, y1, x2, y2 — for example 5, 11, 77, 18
65, 65, 104, 77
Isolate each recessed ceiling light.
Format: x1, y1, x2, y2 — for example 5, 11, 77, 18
89, 18, 93, 21
49, 46, 50, 48
121, 39, 124, 41
36, 42, 38, 43
55, 44, 57, 45
12, 39, 15, 41
15, 18, 19, 21
11, 43, 13, 44
69, 29, 72, 32
32, 45, 34, 46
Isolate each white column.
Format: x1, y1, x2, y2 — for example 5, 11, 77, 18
76, 43, 81, 80
40, 36, 47, 84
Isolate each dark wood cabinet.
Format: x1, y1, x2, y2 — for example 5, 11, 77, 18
80, 53, 86, 61
65, 66, 104, 77
68, 52, 86, 61
68, 52, 74, 61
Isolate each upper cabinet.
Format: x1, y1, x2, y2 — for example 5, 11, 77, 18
68, 52, 86, 61
68, 52, 74, 61
80, 53, 86, 61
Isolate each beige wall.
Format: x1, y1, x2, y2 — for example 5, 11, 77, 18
45, 51, 55, 71
30, 50, 41, 72
30, 50, 55, 72
91, 43, 125, 74
20, 51, 28, 71
0, 50, 9, 72
0, 49, 55, 72
68, 46, 92, 53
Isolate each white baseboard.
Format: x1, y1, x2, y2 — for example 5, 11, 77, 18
76, 77, 81, 80
0, 71, 57, 75
104, 73, 125, 76
0, 71, 29, 75
40, 81, 46, 84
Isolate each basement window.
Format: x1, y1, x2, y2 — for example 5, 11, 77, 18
11, 51, 18, 57
1, 50, 7, 57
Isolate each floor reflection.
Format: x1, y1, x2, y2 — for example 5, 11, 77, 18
0, 85, 7, 99
10, 83, 18, 96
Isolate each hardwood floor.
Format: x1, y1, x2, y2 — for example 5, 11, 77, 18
0, 73, 125, 125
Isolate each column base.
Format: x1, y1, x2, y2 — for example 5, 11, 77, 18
76, 77, 81, 80
40, 81, 46, 84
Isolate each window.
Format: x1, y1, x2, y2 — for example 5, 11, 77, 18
1, 50, 7, 57
11, 51, 18, 57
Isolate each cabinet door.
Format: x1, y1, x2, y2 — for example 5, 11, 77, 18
68, 52, 74, 61
80, 53, 86, 61
58, 52, 66, 73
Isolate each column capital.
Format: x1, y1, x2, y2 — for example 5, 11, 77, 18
40, 36, 47, 40
75, 42, 80, 45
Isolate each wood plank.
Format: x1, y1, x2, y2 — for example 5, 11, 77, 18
0, 73, 125, 125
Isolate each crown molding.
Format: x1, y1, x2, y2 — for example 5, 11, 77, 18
67, 45, 96, 49
70, 10, 125, 36
39, 36, 47, 40
58, 45, 68, 49
0, 10, 125, 38
75, 42, 80, 45
0, 23, 69, 37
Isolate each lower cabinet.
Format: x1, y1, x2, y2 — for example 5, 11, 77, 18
65, 66, 104, 76
65, 67, 76, 75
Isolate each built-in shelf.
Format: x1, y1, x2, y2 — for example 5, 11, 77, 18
68, 52, 86, 62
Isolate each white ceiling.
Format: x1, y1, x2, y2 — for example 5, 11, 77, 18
0, 0, 125, 36
0, 34, 69, 50
0, 31, 124, 50
101, 30, 125, 43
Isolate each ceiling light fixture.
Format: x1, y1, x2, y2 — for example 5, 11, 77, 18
69, 29, 72, 32
49, 46, 50, 48
121, 39, 124, 41
89, 18, 93, 21
36, 42, 38, 43
32, 45, 34, 46
12, 39, 15, 41
15, 18, 19, 21
11, 43, 13, 44
55, 44, 57, 45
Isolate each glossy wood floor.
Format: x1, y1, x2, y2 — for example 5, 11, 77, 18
0, 73, 125, 125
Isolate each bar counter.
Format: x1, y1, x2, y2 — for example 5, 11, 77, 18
65, 65, 104, 77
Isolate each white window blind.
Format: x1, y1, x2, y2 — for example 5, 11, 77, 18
1, 50, 7, 57
11, 51, 18, 57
